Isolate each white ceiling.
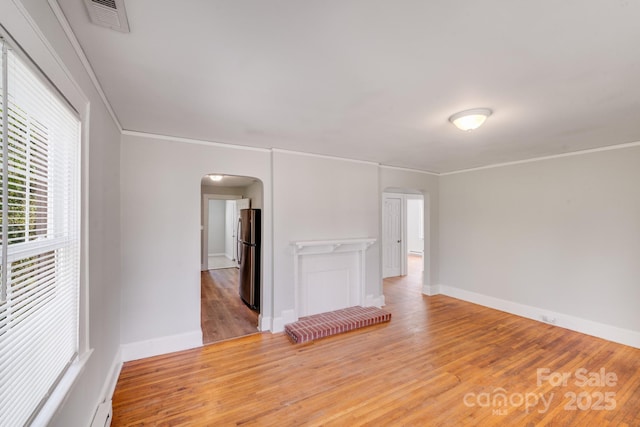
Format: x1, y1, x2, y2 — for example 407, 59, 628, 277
57, 0, 640, 173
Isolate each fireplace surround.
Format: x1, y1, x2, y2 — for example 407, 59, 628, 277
292, 238, 376, 317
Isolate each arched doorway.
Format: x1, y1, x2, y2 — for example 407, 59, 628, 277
200, 174, 264, 344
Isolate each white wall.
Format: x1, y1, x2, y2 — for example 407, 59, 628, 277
272, 151, 380, 327
0, 2, 123, 426
202, 184, 245, 196
244, 180, 263, 209
225, 200, 236, 259
123, 144, 387, 338
439, 146, 640, 337
120, 134, 273, 353
208, 200, 226, 254
407, 198, 424, 254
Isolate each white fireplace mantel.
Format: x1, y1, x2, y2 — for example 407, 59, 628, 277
292, 238, 376, 318
292, 238, 376, 255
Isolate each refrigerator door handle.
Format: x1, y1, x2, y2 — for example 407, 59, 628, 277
236, 218, 242, 264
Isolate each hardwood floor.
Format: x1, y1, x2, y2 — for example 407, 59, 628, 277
113, 265, 640, 426
201, 268, 259, 344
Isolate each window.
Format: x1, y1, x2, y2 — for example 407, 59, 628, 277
0, 36, 80, 427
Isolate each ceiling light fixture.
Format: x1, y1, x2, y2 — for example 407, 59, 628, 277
449, 108, 492, 131
209, 175, 224, 182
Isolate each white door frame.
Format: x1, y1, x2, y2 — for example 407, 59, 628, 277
202, 193, 241, 271
382, 192, 425, 277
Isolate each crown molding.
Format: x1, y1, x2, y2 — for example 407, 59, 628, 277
47, 0, 122, 131
121, 129, 272, 152
379, 164, 439, 176
272, 148, 379, 166
440, 140, 640, 176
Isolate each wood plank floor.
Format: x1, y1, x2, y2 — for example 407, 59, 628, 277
114, 261, 640, 426
201, 268, 259, 344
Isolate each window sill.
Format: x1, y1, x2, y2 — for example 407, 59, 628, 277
31, 349, 94, 427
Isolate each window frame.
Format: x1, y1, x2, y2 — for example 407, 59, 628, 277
0, 20, 91, 426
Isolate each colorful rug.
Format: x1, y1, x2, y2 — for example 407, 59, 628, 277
284, 306, 391, 344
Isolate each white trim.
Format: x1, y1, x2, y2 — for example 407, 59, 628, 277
79, 101, 91, 355
365, 294, 385, 308
97, 348, 122, 406
118, 135, 640, 177
273, 148, 379, 166
436, 285, 640, 349
292, 238, 376, 253
272, 309, 296, 333
120, 330, 203, 362
46, 0, 122, 131
379, 164, 439, 176
28, 2, 640, 180
86, 347, 121, 427
258, 314, 271, 332
89, 401, 112, 427
440, 140, 640, 176
7, 0, 89, 111
122, 129, 271, 152
292, 238, 376, 317
422, 284, 440, 296
31, 349, 93, 427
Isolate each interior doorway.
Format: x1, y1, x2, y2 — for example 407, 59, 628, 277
204, 197, 240, 270
382, 192, 425, 279
200, 174, 263, 344
202, 197, 252, 270
382, 194, 403, 277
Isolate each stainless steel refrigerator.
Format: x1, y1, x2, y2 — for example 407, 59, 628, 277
237, 209, 261, 311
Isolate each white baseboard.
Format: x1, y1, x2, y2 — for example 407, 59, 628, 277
90, 401, 112, 427
258, 314, 271, 332
32, 349, 94, 426
422, 283, 440, 296
365, 294, 385, 308
98, 347, 122, 404
208, 253, 226, 257
89, 348, 121, 427
436, 284, 640, 349
272, 309, 296, 333
121, 330, 203, 362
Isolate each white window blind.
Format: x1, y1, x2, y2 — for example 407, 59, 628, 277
0, 37, 80, 427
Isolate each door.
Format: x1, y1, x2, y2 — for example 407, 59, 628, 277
383, 195, 402, 278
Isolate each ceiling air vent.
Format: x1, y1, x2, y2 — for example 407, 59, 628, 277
84, 0, 130, 33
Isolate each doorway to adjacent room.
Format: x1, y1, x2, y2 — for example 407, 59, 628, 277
200, 174, 263, 344
382, 191, 426, 279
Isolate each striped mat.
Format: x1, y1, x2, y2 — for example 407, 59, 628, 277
284, 306, 391, 344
